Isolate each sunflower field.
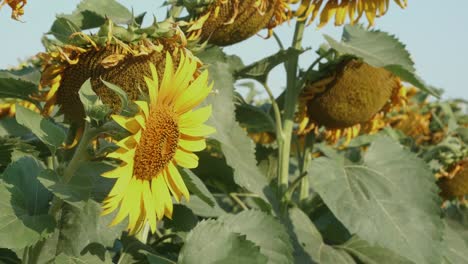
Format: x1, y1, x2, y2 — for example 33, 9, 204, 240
0, 0, 467, 263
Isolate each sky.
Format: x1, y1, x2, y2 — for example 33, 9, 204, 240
0, 0, 467, 100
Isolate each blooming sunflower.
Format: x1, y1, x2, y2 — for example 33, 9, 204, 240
296, 59, 406, 145
294, 0, 407, 28
185, 0, 291, 46
0, 0, 26, 20
38, 20, 187, 124
101, 52, 215, 234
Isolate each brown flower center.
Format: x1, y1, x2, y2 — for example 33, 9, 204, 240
133, 106, 180, 180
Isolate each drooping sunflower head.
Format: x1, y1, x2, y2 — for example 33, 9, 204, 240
39, 19, 188, 124
294, 0, 407, 28
0, 0, 26, 20
296, 59, 406, 145
101, 51, 215, 234
437, 160, 468, 203
184, 0, 291, 46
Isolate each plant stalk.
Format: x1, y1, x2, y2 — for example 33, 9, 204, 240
278, 21, 306, 203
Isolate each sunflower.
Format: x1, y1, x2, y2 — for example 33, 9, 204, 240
437, 160, 468, 203
294, 0, 407, 28
296, 59, 406, 145
101, 52, 215, 234
38, 20, 188, 124
388, 109, 432, 145
0, 0, 26, 20
184, 0, 291, 46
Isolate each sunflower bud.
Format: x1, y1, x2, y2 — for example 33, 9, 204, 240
185, 0, 291, 46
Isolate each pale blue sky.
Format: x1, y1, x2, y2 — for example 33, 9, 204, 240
0, 0, 467, 99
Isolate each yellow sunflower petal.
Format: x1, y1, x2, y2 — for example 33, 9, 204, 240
152, 174, 172, 220
180, 124, 216, 137
166, 162, 190, 201
178, 138, 207, 152
174, 149, 199, 169
174, 71, 212, 114
134, 100, 149, 118
158, 52, 175, 104
112, 115, 141, 134
142, 180, 157, 232
178, 105, 212, 128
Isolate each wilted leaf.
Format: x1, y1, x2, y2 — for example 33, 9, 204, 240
309, 135, 443, 264
218, 210, 294, 264
15, 105, 66, 152
179, 220, 268, 264
0, 157, 55, 248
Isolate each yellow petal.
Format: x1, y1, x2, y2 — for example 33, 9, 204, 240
142, 180, 157, 233
174, 149, 199, 169
112, 115, 141, 134
166, 162, 190, 201
101, 163, 132, 179
127, 179, 144, 232
178, 138, 206, 152
158, 52, 175, 104
174, 71, 212, 114
152, 174, 172, 220
178, 105, 212, 128
134, 100, 149, 118
180, 124, 216, 137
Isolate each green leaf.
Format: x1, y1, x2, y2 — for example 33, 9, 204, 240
235, 48, 304, 83
0, 248, 21, 264
15, 105, 66, 152
455, 127, 468, 144
324, 25, 438, 96
235, 103, 276, 133
340, 236, 413, 264
442, 216, 468, 264
53, 252, 112, 264
56, 201, 123, 261
218, 210, 294, 264
198, 47, 278, 212
49, 17, 81, 43
180, 169, 215, 207
288, 207, 355, 264
164, 204, 198, 233
0, 78, 38, 101
78, 79, 111, 122
325, 25, 414, 71
309, 135, 443, 264
179, 220, 268, 264
58, 0, 132, 30
0, 66, 41, 83
0, 137, 38, 168
146, 253, 177, 264
101, 79, 137, 116
38, 169, 92, 209
0, 157, 55, 248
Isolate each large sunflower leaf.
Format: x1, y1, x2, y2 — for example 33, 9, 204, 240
178, 220, 268, 264
442, 207, 468, 264
197, 47, 278, 212
0, 137, 38, 169
218, 210, 294, 264
324, 25, 439, 97
0, 156, 55, 249
308, 135, 443, 264
54, 201, 123, 261
15, 105, 66, 153
288, 207, 355, 264
339, 236, 413, 264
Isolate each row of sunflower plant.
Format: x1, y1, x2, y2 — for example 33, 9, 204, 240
0, 0, 467, 263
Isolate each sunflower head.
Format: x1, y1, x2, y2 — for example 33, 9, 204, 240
294, 0, 407, 28
0, 99, 38, 119
437, 160, 468, 202
184, 0, 291, 46
39, 19, 188, 124
297, 59, 406, 145
1, 0, 26, 20
101, 51, 215, 234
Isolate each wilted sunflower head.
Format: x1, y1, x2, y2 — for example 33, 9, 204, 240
296, 59, 406, 145
437, 160, 468, 203
0, 99, 38, 119
389, 109, 432, 145
101, 52, 215, 234
294, 0, 407, 28
0, 0, 26, 20
184, 0, 291, 46
39, 19, 190, 124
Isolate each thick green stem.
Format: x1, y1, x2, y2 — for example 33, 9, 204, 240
278, 21, 306, 201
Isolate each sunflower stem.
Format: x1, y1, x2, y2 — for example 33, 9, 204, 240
278, 20, 306, 209
261, 81, 283, 140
